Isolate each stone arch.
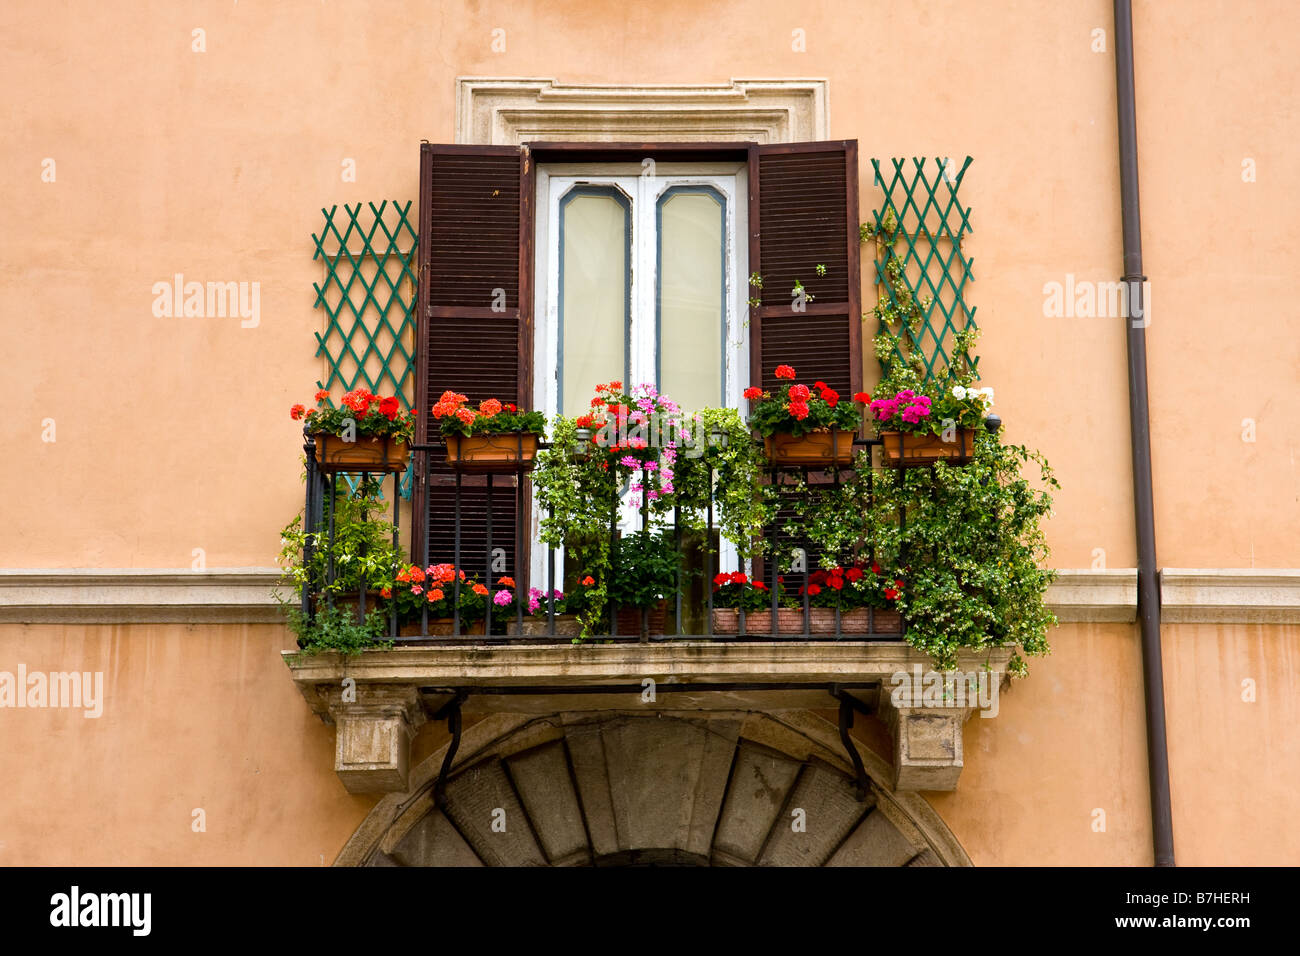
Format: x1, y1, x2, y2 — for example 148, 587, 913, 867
336, 710, 970, 867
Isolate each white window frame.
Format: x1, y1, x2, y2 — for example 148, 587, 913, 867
531, 161, 750, 590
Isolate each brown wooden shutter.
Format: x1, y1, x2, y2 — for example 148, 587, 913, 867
747, 141, 861, 397
412, 143, 534, 578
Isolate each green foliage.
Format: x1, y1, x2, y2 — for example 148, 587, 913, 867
277, 476, 401, 600
671, 407, 775, 560
866, 432, 1059, 674
608, 529, 682, 610
283, 603, 392, 658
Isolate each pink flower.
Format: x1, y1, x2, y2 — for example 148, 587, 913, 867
620, 455, 639, 468
494, 590, 513, 607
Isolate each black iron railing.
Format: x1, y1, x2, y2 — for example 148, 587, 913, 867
299, 429, 909, 645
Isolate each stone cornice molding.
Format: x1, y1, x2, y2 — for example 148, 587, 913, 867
0, 568, 285, 624
2, 567, 1297, 625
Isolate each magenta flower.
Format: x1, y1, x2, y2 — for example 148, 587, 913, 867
493, 590, 513, 607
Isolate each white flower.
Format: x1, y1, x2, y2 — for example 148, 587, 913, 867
951, 385, 967, 400
979, 387, 995, 407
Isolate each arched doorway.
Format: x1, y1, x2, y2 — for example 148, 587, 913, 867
337, 710, 970, 866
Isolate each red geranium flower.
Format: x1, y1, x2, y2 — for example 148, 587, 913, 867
743, 386, 763, 400
378, 396, 401, 420
731, 572, 748, 584
786, 401, 810, 421
845, 567, 863, 583
853, 392, 871, 404
821, 388, 840, 408
314, 389, 330, 402
480, 398, 503, 417
581, 575, 595, 586
871, 561, 882, 574
289, 404, 306, 420
814, 381, 827, 390
884, 588, 898, 601
807, 584, 822, 596
774, 364, 796, 380
788, 383, 811, 402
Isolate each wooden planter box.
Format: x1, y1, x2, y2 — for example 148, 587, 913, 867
763, 429, 856, 466
397, 618, 484, 637
615, 601, 667, 637
878, 429, 975, 467
445, 432, 539, 471
506, 614, 581, 637
311, 433, 410, 474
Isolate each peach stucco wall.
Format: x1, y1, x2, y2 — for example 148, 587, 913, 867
1, 621, 1295, 865
3, 0, 1298, 864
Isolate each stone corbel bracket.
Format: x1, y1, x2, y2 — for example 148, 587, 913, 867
312, 683, 427, 794
287, 644, 1014, 795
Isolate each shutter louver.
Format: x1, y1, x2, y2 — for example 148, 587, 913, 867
748, 141, 861, 398
413, 144, 533, 579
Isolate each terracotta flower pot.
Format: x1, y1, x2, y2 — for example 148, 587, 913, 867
506, 614, 582, 637
711, 607, 807, 635
763, 429, 856, 466
445, 432, 539, 471
615, 601, 667, 637
311, 433, 410, 474
878, 428, 975, 467
871, 608, 903, 634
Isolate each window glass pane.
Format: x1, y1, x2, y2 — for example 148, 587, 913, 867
560, 189, 628, 416
658, 189, 724, 413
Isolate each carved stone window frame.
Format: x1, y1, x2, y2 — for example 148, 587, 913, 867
455, 77, 829, 145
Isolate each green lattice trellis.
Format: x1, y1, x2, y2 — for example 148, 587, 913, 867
311, 200, 419, 497
868, 157, 977, 384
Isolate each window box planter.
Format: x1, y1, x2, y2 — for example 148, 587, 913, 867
312, 433, 410, 474
711, 607, 805, 635
445, 433, 540, 471
615, 601, 667, 637
878, 428, 975, 467
711, 606, 901, 635
762, 429, 856, 467
505, 614, 582, 637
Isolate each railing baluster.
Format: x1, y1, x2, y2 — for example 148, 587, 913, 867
485, 473, 494, 639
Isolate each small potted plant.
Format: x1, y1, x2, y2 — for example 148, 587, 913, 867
390, 562, 487, 636
869, 382, 991, 467
293, 387, 415, 473
608, 529, 680, 637
746, 365, 867, 466
432, 391, 546, 470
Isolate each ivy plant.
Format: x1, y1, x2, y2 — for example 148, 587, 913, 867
865, 432, 1059, 675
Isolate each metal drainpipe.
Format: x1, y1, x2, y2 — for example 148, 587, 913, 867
1113, 0, 1175, 867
